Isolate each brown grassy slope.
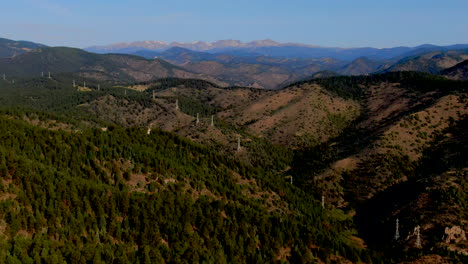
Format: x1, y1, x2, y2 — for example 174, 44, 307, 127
221, 83, 361, 148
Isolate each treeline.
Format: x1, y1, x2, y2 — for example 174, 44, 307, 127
145, 78, 220, 92
286, 71, 468, 100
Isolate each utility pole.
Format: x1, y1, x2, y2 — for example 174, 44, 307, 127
394, 219, 400, 240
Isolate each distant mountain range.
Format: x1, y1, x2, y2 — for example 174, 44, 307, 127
86, 39, 468, 61
86, 39, 318, 54
1, 37, 468, 89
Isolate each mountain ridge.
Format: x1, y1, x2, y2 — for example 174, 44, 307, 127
0, 37, 47, 58
86, 39, 319, 53
0, 46, 226, 85
86, 40, 468, 61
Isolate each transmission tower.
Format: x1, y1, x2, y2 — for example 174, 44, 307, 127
394, 219, 400, 240
415, 225, 421, 248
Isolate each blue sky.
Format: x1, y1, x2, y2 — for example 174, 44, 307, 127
1, 0, 467, 48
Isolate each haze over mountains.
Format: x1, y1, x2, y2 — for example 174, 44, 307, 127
86, 39, 468, 61
86, 39, 316, 53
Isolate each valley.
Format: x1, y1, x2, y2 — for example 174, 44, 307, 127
0, 37, 467, 263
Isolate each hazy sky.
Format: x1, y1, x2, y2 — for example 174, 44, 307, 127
1, 0, 467, 48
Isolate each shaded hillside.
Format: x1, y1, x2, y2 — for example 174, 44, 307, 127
309, 71, 340, 79
287, 72, 467, 262
338, 57, 387, 76
0, 37, 46, 58
385, 50, 468, 74
135, 47, 221, 63
441, 59, 468, 80
355, 117, 467, 263
0, 47, 224, 85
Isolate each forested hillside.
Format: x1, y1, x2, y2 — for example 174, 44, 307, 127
0, 69, 466, 263
0, 115, 376, 263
